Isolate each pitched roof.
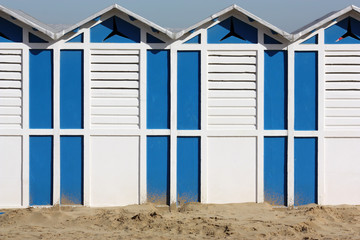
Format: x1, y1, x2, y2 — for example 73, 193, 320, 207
53, 4, 174, 40
292, 5, 360, 41
174, 4, 292, 41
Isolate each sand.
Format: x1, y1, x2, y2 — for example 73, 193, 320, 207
0, 203, 359, 239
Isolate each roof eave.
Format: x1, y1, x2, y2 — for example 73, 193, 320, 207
174, 4, 291, 41
55, 4, 175, 40
292, 5, 357, 41
0, 4, 55, 39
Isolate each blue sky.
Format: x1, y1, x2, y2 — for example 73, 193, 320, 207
1, 0, 360, 32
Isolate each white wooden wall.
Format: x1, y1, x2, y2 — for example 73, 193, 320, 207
0, 8, 360, 208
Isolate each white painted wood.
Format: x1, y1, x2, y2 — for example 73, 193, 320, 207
324, 138, 360, 205
0, 136, 22, 207
90, 49, 140, 129
90, 136, 139, 206
207, 137, 257, 203
207, 50, 257, 130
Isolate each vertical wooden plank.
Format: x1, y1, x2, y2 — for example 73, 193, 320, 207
60, 50, 83, 129
147, 50, 170, 129
177, 51, 200, 130
294, 137, 317, 206
60, 136, 83, 205
264, 50, 287, 130
29, 136, 53, 206
295, 51, 318, 131
264, 137, 287, 206
147, 136, 170, 205
29, 50, 53, 129
177, 137, 200, 204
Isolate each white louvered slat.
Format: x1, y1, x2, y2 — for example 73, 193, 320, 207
207, 50, 257, 130
0, 49, 22, 129
325, 51, 360, 129
91, 49, 140, 129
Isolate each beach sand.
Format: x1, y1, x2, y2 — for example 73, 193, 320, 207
0, 202, 359, 239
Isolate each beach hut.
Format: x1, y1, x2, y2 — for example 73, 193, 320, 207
0, 4, 359, 208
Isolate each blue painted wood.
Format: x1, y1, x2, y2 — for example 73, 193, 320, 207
177, 51, 200, 130
90, 16, 140, 43
207, 17, 257, 44
30, 136, 53, 206
177, 137, 200, 204
301, 35, 318, 44
264, 34, 281, 44
147, 50, 170, 129
146, 33, 164, 43
0, 16, 22, 42
67, 33, 83, 43
264, 137, 287, 206
147, 136, 170, 204
295, 138, 317, 206
60, 136, 83, 205
325, 17, 360, 44
264, 50, 287, 130
30, 50, 53, 129
295, 51, 318, 131
60, 50, 83, 129
29, 32, 48, 43
184, 35, 201, 44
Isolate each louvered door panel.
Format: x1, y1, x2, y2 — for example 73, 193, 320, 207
325, 51, 360, 129
91, 49, 140, 129
208, 50, 257, 130
0, 49, 22, 129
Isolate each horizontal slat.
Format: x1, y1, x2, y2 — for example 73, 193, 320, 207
0, 116, 21, 124
326, 57, 360, 65
208, 56, 256, 64
208, 124, 256, 130
91, 64, 139, 72
0, 107, 21, 115
91, 72, 139, 80
91, 55, 139, 63
326, 82, 360, 90
91, 50, 139, 55
0, 55, 21, 63
0, 97, 21, 106
208, 90, 256, 98
92, 116, 139, 124
208, 107, 256, 116
208, 51, 256, 56
208, 99, 256, 107
0, 64, 21, 72
91, 81, 139, 89
0, 124, 21, 129
326, 108, 360, 117
325, 51, 360, 57
0, 49, 21, 55
326, 91, 360, 99
208, 116, 256, 125
91, 98, 139, 107
325, 117, 360, 126
91, 124, 139, 130
326, 99, 360, 108
325, 125, 360, 130
0, 89, 21, 97
0, 72, 21, 80
325, 66, 360, 73
208, 73, 256, 81
208, 81, 256, 90
0, 81, 21, 88
92, 107, 139, 115
326, 74, 360, 81
91, 89, 138, 98
208, 65, 256, 73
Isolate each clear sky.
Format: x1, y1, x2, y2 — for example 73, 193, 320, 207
1, 0, 360, 32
